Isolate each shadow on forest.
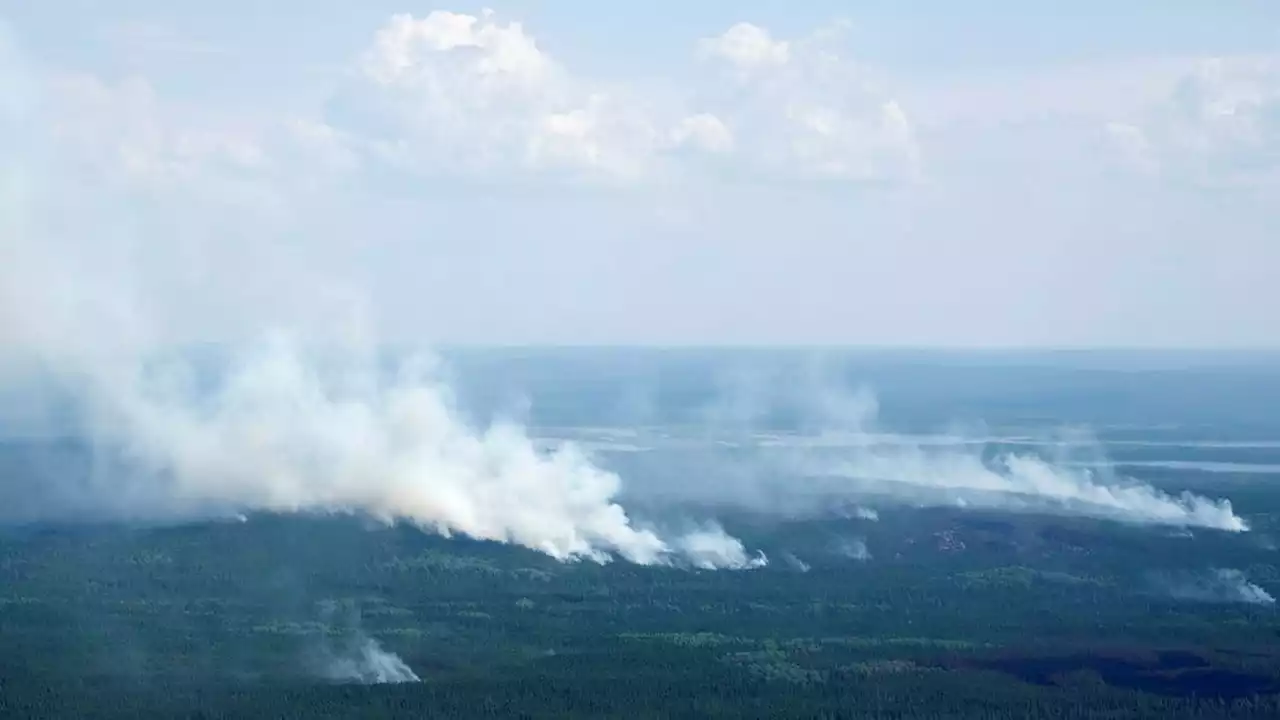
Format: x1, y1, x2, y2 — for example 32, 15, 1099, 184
937, 648, 1280, 699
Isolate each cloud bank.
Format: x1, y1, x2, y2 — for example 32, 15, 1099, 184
329, 11, 918, 182
37, 9, 916, 189
1107, 56, 1280, 186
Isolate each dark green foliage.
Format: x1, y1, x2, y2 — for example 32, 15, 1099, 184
1, 503, 1279, 719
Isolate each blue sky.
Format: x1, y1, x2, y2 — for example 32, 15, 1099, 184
2, 2, 1278, 347
14, 1, 1278, 70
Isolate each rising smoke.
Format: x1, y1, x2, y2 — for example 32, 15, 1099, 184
314, 600, 420, 684
610, 367, 1248, 533
781, 552, 812, 572
0, 27, 754, 569
833, 536, 872, 562
1157, 568, 1276, 606
0, 23, 1249, 572
322, 633, 421, 685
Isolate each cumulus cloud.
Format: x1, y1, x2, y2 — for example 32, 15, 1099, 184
15, 10, 921, 190
319, 11, 916, 184
699, 22, 791, 72
45, 73, 357, 217
694, 21, 920, 182
51, 75, 259, 179
1106, 56, 1280, 185
329, 10, 673, 181
669, 113, 735, 155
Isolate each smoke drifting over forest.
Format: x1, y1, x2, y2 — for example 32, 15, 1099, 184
0, 25, 1249, 573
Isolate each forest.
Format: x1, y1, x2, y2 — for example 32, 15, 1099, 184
1, 496, 1278, 719
3, 351, 1280, 718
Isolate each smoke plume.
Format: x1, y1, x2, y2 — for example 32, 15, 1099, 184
674, 522, 768, 569
314, 601, 420, 684
833, 536, 871, 561
781, 552, 811, 572
622, 369, 1249, 533
323, 634, 421, 685
1159, 568, 1276, 606
0, 23, 1248, 569
0, 27, 752, 569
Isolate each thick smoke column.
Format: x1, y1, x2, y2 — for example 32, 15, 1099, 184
0, 27, 754, 569
90, 336, 678, 564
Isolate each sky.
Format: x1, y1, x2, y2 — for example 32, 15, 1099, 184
2, 1, 1279, 348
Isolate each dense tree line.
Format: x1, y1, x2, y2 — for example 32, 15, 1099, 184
2, 503, 1279, 718
5, 671, 1280, 719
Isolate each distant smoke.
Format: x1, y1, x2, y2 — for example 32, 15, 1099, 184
0, 25, 1247, 574
624, 369, 1249, 533
805, 440, 1247, 532
314, 601, 420, 684
833, 536, 871, 561
675, 522, 767, 569
781, 552, 811, 572
1159, 568, 1275, 606
0, 32, 754, 570
850, 506, 879, 521
323, 634, 421, 685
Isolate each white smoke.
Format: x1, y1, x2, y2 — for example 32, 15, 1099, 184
674, 522, 767, 570
323, 634, 421, 685
4, 335, 757, 566
833, 536, 871, 561
0, 20, 1248, 572
806, 442, 1247, 532
1160, 568, 1275, 606
0, 25, 753, 569
87, 336, 691, 564
849, 506, 879, 521
781, 552, 811, 572
314, 601, 420, 684
659, 368, 1249, 533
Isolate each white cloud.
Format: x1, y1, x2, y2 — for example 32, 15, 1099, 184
695, 22, 921, 182
24, 12, 921, 189
5, 6, 1280, 350
1107, 56, 1280, 185
319, 12, 917, 185
50, 75, 261, 184
698, 22, 790, 72
336, 10, 666, 182
100, 21, 231, 62
42, 72, 360, 217
670, 113, 735, 154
